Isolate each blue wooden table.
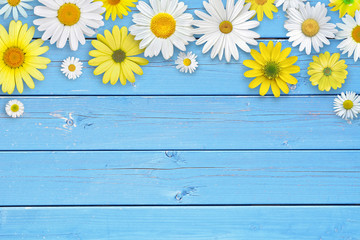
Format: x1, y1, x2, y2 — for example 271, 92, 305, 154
1, 0, 359, 239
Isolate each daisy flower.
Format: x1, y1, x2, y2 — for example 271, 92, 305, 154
336, 11, 360, 62
0, 21, 50, 94
329, 0, 360, 18
284, 2, 337, 55
61, 57, 83, 80
193, 0, 260, 62
95, 0, 137, 21
0, 0, 32, 20
5, 99, 24, 118
33, 0, 105, 51
243, 41, 300, 97
334, 91, 360, 120
308, 52, 348, 92
245, 0, 278, 21
275, 0, 305, 11
129, 0, 195, 60
89, 26, 149, 85
175, 52, 198, 74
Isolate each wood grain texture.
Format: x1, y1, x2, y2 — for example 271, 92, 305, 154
1, 206, 359, 239
0, 151, 359, 205
0, 96, 358, 150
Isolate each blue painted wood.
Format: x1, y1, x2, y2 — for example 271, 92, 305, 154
0, 96, 358, 150
0, 151, 359, 205
0, 206, 359, 239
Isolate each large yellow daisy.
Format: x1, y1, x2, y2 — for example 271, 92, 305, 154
95, 0, 137, 21
243, 41, 300, 97
0, 20, 50, 94
89, 26, 149, 85
245, 0, 278, 21
329, 0, 360, 18
308, 52, 348, 91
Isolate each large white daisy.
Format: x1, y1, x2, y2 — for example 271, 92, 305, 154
336, 10, 360, 62
334, 91, 360, 120
129, 0, 195, 60
0, 0, 32, 20
284, 2, 337, 55
193, 0, 260, 62
275, 0, 305, 11
33, 0, 105, 51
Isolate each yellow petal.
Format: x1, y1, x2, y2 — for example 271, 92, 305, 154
270, 80, 280, 97
250, 49, 266, 65
259, 79, 271, 96
244, 69, 263, 78
249, 76, 266, 89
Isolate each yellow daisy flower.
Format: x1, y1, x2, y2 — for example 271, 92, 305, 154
245, 0, 278, 21
95, 0, 137, 21
243, 41, 300, 97
0, 20, 50, 94
89, 26, 149, 86
308, 52, 348, 92
329, 0, 360, 18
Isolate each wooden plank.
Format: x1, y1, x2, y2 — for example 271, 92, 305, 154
0, 206, 359, 239
0, 96, 358, 150
0, 151, 359, 205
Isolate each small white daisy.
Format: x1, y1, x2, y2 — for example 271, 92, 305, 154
129, 0, 195, 60
175, 52, 198, 74
0, 0, 32, 20
284, 2, 337, 55
336, 10, 360, 62
193, 0, 260, 62
61, 57, 83, 80
33, 0, 105, 51
5, 99, 24, 118
334, 91, 360, 120
275, 0, 305, 11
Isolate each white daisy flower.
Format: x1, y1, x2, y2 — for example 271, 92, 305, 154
336, 11, 360, 62
193, 0, 260, 62
0, 0, 32, 20
5, 99, 24, 118
61, 57, 83, 80
175, 52, 198, 74
129, 0, 195, 60
334, 91, 360, 120
33, 0, 105, 51
284, 2, 337, 55
275, 0, 305, 11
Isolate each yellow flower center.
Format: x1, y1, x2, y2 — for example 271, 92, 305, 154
58, 3, 81, 26
108, 0, 120, 5
351, 26, 360, 43
255, 0, 268, 5
343, 0, 354, 4
219, 21, 233, 34
183, 58, 191, 66
3, 47, 25, 68
323, 67, 332, 76
150, 13, 176, 39
112, 49, 126, 63
343, 100, 354, 110
68, 64, 76, 72
301, 19, 320, 37
264, 61, 280, 79
11, 104, 19, 112
7, 0, 20, 6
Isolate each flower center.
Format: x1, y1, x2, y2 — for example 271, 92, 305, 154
351, 26, 360, 43
68, 64, 76, 72
343, 0, 354, 4
183, 58, 191, 66
3, 47, 25, 68
112, 49, 126, 63
150, 13, 176, 39
301, 19, 320, 37
255, 0, 268, 5
264, 62, 280, 79
108, 0, 120, 5
11, 104, 19, 112
343, 100, 354, 110
58, 3, 81, 26
323, 67, 332, 76
219, 21, 233, 34
7, 0, 20, 6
